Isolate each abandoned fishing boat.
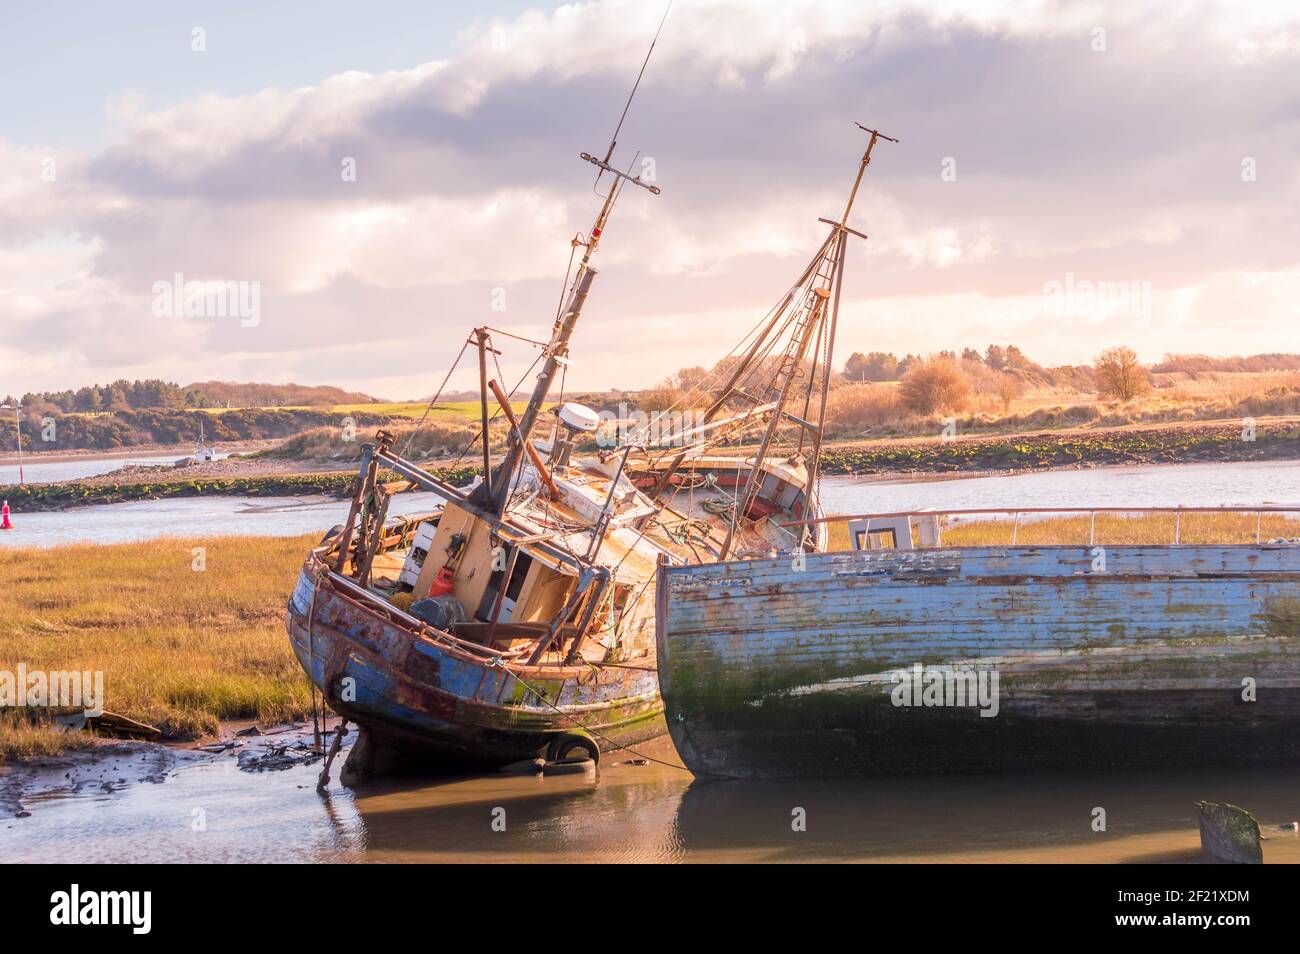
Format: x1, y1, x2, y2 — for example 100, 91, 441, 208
654, 129, 1300, 778
658, 514, 1300, 777
285, 57, 838, 775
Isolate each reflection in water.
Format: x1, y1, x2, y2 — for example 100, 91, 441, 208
7, 735, 1300, 863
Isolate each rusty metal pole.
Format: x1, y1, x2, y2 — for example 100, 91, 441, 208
475, 328, 493, 500
488, 267, 596, 513
800, 229, 849, 547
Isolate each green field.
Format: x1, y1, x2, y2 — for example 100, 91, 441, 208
189, 400, 529, 420
325, 400, 528, 420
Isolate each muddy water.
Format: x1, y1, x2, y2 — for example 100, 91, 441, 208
6, 459, 1299, 549
6, 734, 1300, 863
820, 459, 1300, 515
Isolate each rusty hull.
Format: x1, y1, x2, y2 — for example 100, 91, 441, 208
288, 557, 665, 769
656, 544, 1300, 777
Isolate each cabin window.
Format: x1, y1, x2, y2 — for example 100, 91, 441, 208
854, 528, 898, 550
505, 552, 532, 603
475, 548, 534, 622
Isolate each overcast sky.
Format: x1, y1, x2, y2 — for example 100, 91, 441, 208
3, 0, 1299, 399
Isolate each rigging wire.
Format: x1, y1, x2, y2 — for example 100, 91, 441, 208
400, 337, 472, 458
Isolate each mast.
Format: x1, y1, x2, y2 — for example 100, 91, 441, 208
480, 7, 670, 515
716, 123, 897, 559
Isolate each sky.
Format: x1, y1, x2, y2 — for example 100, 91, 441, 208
2, 0, 1299, 400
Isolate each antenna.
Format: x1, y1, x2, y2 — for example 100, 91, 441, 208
581, 0, 672, 196
481, 2, 672, 515
837, 122, 898, 227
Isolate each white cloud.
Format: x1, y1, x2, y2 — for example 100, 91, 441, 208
4, 0, 1300, 396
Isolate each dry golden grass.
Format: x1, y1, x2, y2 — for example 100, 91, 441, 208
822, 368, 1300, 438
825, 512, 1300, 551
0, 534, 317, 761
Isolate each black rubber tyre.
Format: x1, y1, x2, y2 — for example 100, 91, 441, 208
546, 732, 600, 764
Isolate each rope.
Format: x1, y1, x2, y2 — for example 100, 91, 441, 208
444, 345, 545, 471
306, 581, 323, 753
401, 337, 471, 457
492, 659, 690, 772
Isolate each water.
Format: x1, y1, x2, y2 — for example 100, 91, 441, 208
6, 458, 1300, 862
819, 459, 1300, 515
4, 451, 233, 486
0, 491, 448, 548
4, 459, 1297, 548
7, 735, 1300, 863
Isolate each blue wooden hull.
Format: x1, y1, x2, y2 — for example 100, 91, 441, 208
656, 544, 1300, 777
287, 562, 665, 770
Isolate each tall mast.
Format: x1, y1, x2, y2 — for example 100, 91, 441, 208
717, 123, 897, 559
482, 6, 670, 515
794, 124, 898, 547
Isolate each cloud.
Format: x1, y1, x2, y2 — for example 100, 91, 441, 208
3, 0, 1300, 398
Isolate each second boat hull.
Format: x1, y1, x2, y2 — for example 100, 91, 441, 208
656, 544, 1300, 777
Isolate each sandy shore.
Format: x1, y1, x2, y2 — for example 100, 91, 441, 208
70, 453, 355, 488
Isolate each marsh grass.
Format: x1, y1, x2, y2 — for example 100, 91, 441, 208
1, 534, 317, 761
825, 512, 1300, 551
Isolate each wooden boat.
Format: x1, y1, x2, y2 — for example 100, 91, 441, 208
651, 125, 1300, 778
657, 520, 1300, 777
285, 58, 845, 774
285, 419, 830, 773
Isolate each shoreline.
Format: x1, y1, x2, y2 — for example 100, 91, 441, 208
3, 417, 1296, 512
0, 439, 279, 466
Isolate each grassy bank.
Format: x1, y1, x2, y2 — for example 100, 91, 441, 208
826, 512, 1300, 550
818, 418, 1300, 475
0, 535, 318, 761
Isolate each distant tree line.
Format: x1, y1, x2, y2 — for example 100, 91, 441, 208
2, 379, 383, 418
843, 344, 1063, 384
1151, 353, 1300, 374
0, 408, 395, 453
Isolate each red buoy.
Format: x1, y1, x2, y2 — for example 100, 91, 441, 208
427, 566, 455, 597
1, 500, 11, 530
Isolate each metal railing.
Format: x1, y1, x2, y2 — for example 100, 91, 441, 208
786, 506, 1300, 546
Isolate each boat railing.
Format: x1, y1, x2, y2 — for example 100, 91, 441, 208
786, 505, 1300, 547
303, 550, 532, 664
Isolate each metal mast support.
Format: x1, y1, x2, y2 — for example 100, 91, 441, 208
475, 328, 494, 501
717, 123, 896, 559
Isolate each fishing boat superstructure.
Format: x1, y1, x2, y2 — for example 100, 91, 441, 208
284, 23, 843, 773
